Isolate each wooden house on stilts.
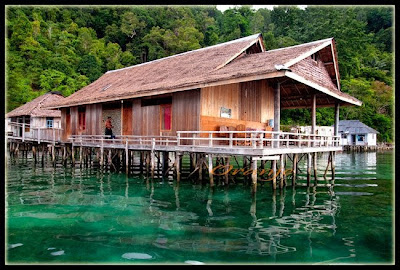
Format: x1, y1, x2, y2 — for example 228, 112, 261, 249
44, 33, 362, 190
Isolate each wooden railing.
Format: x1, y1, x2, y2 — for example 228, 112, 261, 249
176, 130, 341, 149
68, 131, 340, 150
6, 122, 62, 143
69, 135, 178, 147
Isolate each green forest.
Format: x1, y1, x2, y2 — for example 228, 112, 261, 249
5, 5, 394, 142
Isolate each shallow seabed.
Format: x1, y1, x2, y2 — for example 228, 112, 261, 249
5, 151, 393, 264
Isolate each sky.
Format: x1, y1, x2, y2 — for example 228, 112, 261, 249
216, 5, 307, 12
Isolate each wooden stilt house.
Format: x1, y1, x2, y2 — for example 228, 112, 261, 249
45, 33, 361, 149
6, 91, 64, 143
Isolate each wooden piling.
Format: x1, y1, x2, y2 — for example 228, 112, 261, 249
224, 157, 230, 185
176, 152, 181, 182
251, 158, 257, 193
313, 152, 318, 185
307, 153, 312, 186
32, 145, 37, 164
279, 154, 285, 189
292, 153, 298, 186
272, 159, 277, 190
208, 154, 214, 187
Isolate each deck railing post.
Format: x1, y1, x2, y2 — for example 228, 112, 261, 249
209, 133, 213, 147
259, 133, 263, 149
308, 135, 311, 147
286, 134, 289, 148
53, 128, 56, 143
22, 123, 25, 142
177, 132, 181, 146
229, 133, 233, 148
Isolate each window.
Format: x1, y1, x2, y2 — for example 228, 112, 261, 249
78, 107, 86, 130
46, 117, 54, 128
341, 133, 347, 139
160, 104, 172, 131
357, 134, 365, 142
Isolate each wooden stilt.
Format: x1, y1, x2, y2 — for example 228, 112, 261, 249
150, 150, 155, 179
280, 154, 285, 188
307, 153, 312, 186
313, 152, 318, 185
331, 151, 336, 183
198, 154, 203, 182
224, 157, 230, 185
251, 158, 257, 193
41, 145, 45, 167
32, 145, 37, 164
292, 153, 298, 186
272, 159, 277, 190
208, 154, 214, 187
176, 152, 181, 182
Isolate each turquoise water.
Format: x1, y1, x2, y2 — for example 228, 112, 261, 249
5, 151, 394, 264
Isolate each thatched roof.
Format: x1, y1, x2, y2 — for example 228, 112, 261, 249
45, 33, 361, 109
6, 92, 64, 118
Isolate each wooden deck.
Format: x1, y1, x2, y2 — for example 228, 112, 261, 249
68, 130, 341, 157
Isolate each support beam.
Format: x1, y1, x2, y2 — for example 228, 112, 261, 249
251, 158, 257, 193
272, 159, 277, 190
292, 153, 298, 186
334, 102, 340, 137
307, 153, 312, 186
208, 154, 214, 187
311, 93, 316, 147
274, 82, 281, 148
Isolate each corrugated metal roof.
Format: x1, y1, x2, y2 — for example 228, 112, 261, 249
337, 120, 379, 134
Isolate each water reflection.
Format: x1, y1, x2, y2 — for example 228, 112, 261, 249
5, 151, 390, 264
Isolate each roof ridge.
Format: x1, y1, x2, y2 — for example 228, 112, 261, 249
265, 37, 333, 53
106, 33, 262, 74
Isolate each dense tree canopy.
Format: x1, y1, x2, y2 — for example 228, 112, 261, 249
5, 5, 394, 142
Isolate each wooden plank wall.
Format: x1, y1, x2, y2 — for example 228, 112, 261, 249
201, 83, 239, 119
240, 80, 262, 122
171, 89, 200, 134
260, 79, 274, 123
199, 79, 275, 131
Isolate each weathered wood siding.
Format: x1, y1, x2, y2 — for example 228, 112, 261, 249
132, 100, 160, 136
201, 83, 240, 119
86, 104, 102, 135
260, 79, 275, 123
199, 79, 275, 131
171, 89, 200, 133
240, 80, 262, 122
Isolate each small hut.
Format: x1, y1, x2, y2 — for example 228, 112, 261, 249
337, 120, 379, 146
6, 91, 64, 142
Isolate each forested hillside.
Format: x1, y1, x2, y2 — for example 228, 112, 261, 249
5, 5, 394, 142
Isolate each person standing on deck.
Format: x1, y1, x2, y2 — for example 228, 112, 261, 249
105, 116, 115, 139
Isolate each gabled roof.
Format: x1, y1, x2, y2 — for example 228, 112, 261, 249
45, 34, 361, 109
6, 92, 64, 118
337, 120, 379, 134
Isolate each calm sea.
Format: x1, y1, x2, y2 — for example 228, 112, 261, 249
5, 150, 394, 264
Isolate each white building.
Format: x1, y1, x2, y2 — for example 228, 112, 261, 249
337, 120, 379, 146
